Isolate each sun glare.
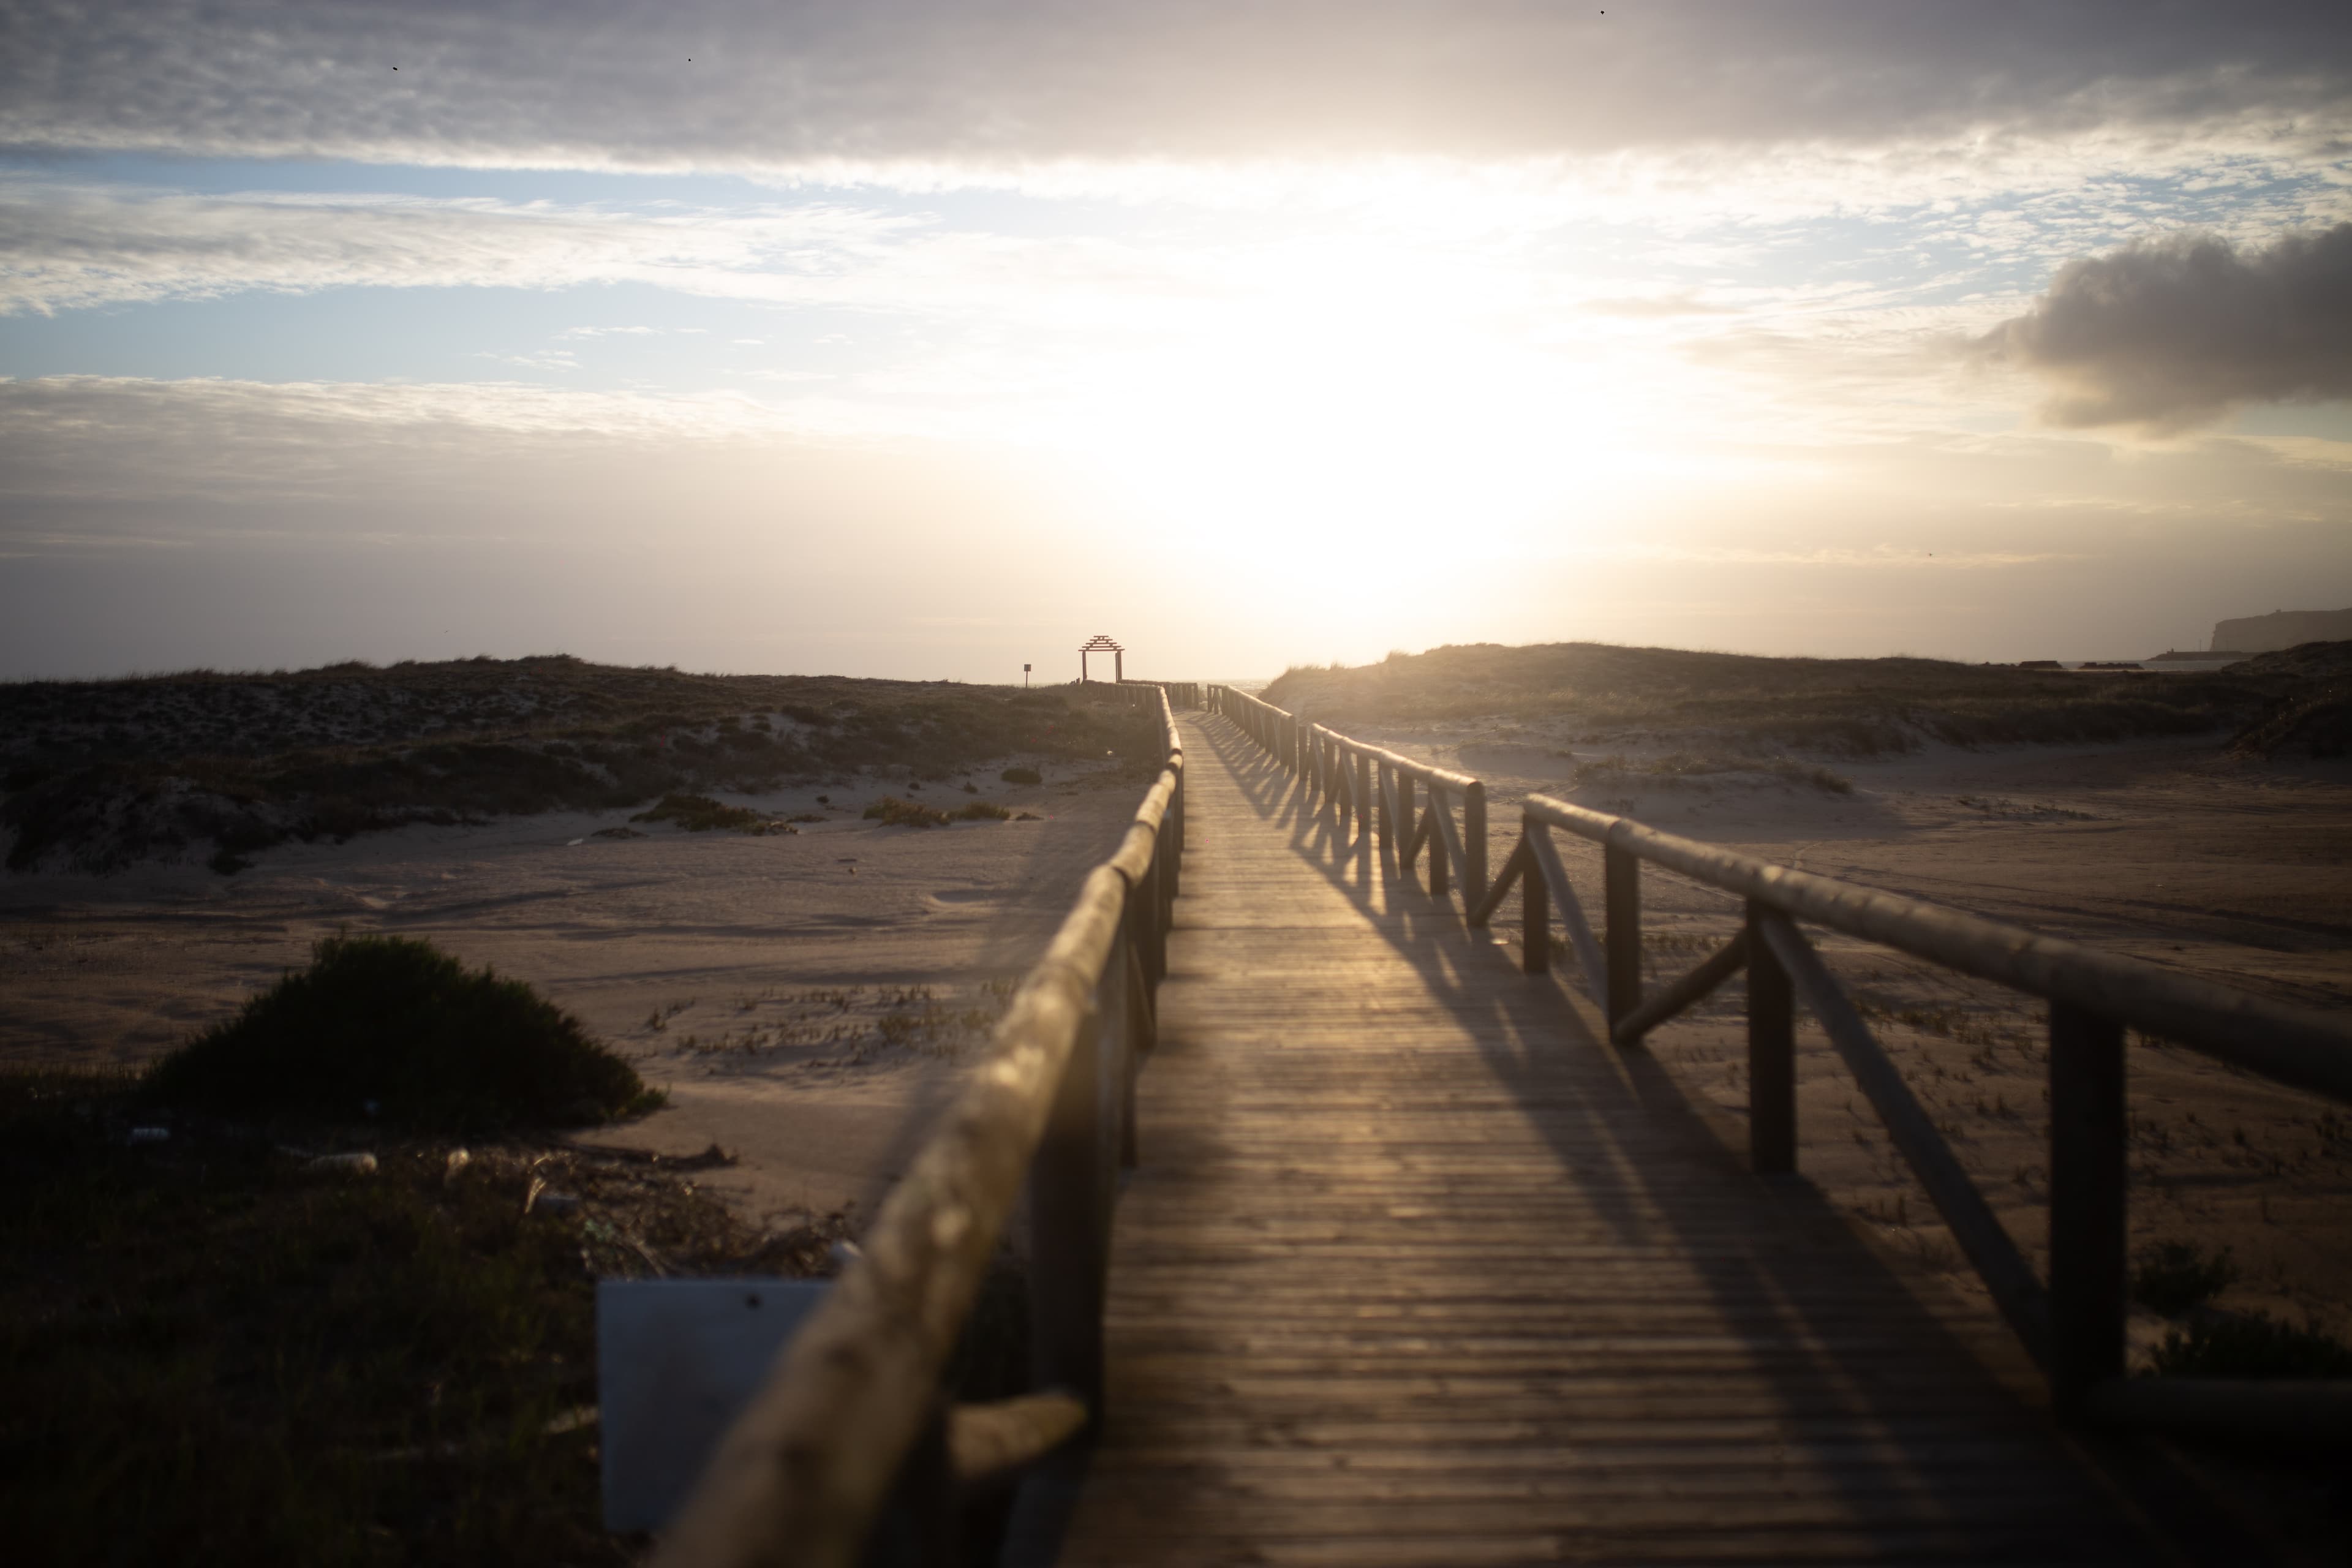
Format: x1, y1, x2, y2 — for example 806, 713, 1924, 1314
1031, 237, 1654, 569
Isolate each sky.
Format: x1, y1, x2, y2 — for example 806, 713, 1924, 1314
2, 1, 2348, 682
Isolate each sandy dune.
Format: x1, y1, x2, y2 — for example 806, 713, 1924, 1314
0, 772, 1140, 1227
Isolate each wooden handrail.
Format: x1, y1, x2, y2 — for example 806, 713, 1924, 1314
1216, 686, 1489, 913
1205, 682, 2352, 1441
655, 684, 1195, 1567
1520, 793, 2352, 1104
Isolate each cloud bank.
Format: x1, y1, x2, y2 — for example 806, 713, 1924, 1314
2, 1, 2346, 176
1983, 223, 2352, 430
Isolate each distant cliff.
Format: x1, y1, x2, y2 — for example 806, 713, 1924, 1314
2212, 608, 2352, 653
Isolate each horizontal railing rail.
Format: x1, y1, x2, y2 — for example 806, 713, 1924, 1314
655, 686, 1191, 1568
1117, 677, 1202, 710
1206, 682, 2352, 1442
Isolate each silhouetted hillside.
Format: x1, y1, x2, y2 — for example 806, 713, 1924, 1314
0, 657, 1153, 872
1264, 641, 2350, 758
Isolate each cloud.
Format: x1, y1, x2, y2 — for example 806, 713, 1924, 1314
1979, 223, 2352, 429
0, 178, 919, 315
1, 2, 2345, 178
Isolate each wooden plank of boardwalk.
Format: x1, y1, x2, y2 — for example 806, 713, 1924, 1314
1043, 714, 2157, 1566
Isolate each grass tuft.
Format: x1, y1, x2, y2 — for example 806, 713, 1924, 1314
630, 793, 763, 832
2130, 1241, 2241, 1316
863, 795, 952, 827
998, 766, 1042, 785
2147, 1313, 2352, 1378
146, 934, 662, 1133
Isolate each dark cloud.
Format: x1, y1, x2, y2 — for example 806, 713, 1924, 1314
1980, 223, 2352, 430
0, 1, 2346, 171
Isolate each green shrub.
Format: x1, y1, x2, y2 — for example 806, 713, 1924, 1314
146, 935, 661, 1133
1000, 766, 1042, 785
953, 800, 1012, 821
2131, 1241, 2239, 1316
864, 796, 952, 827
2147, 1312, 2352, 1378
630, 793, 764, 831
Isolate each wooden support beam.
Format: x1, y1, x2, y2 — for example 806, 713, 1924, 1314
947, 1392, 1090, 1490
1521, 839, 1550, 973
1752, 910, 2052, 1371
1743, 908, 1794, 1174
1615, 929, 1749, 1047
1468, 838, 1530, 929
2049, 1002, 2126, 1416
1604, 844, 1642, 1026
1525, 822, 1606, 1001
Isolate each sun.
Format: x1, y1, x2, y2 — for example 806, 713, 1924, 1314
1023, 236, 1651, 571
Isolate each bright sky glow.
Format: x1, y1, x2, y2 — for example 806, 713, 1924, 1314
2, 2, 2348, 679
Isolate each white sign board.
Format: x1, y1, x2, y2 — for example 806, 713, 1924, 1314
596, 1278, 828, 1531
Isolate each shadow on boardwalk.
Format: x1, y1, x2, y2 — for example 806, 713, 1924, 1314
1016, 715, 2180, 1566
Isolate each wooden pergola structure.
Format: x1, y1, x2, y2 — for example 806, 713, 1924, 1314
1078, 633, 1124, 683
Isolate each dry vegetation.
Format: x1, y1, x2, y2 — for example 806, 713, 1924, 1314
0, 1068, 843, 1567
0, 656, 1155, 873
646, 979, 1020, 1068
0, 935, 1037, 1563
1264, 639, 2352, 760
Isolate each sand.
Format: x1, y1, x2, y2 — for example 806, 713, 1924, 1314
0, 769, 1140, 1229
8, 721, 2349, 1353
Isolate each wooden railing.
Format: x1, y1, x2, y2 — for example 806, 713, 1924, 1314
653, 687, 1187, 1568
1117, 678, 1202, 709
1209, 683, 2352, 1441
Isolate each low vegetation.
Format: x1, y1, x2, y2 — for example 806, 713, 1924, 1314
2227, 640, 2352, 760
863, 794, 954, 827
2130, 1240, 2241, 1316
0, 1065, 834, 1566
1261, 639, 2352, 760
628, 793, 794, 834
146, 934, 663, 1134
0, 655, 1153, 873
1571, 752, 1853, 795
862, 795, 1022, 828
2147, 1313, 2352, 1378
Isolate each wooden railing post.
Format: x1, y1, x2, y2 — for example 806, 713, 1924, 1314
2049, 1002, 2126, 1417
1167, 764, 1185, 895
1463, 781, 1487, 914
1427, 787, 1450, 898
1604, 842, 1641, 1027
1029, 976, 1109, 1419
1355, 749, 1371, 853
1522, 820, 1550, 974
1396, 772, 1417, 873
1744, 899, 1795, 1172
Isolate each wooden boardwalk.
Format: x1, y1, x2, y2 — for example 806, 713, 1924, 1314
1041, 714, 2156, 1566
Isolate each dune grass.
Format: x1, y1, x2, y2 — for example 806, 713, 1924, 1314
2130, 1241, 2241, 1316
0, 657, 1153, 873
1261, 639, 2352, 758
2148, 1313, 2352, 1378
863, 795, 954, 827
146, 934, 662, 1134
861, 794, 1021, 827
